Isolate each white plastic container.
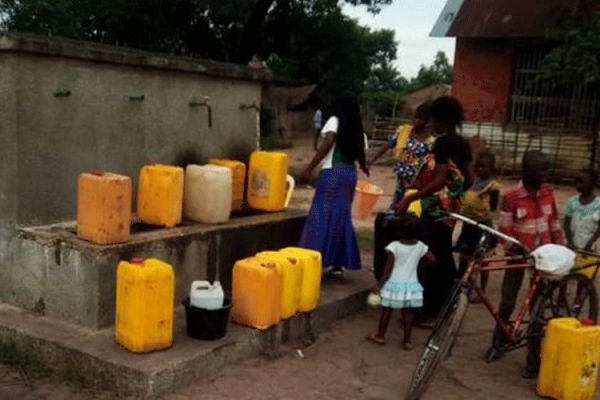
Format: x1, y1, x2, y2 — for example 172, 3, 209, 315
184, 165, 232, 224
190, 281, 225, 310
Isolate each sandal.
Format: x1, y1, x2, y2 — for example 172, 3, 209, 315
329, 268, 344, 278
367, 333, 385, 346
403, 342, 414, 351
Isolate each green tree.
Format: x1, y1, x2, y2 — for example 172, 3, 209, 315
409, 50, 453, 91
539, 1, 600, 85
0, 0, 397, 105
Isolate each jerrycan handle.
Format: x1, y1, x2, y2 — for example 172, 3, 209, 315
191, 281, 211, 292
284, 174, 295, 209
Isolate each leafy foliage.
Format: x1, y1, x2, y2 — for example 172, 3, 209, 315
0, 0, 451, 116
363, 50, 453, 115
539, 1, 600, 86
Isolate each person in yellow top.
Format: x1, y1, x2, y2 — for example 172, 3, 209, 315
370, 104, 434, 207
456, 150, 501, 296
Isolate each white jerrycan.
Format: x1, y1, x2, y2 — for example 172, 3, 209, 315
190, 281, 225, 310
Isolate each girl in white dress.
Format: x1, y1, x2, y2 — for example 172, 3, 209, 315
368, 214, 435, 350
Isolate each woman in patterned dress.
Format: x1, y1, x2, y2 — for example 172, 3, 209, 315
369, 104, 434, 207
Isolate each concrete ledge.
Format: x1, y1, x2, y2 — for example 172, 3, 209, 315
0, 270, 372, 398
0, 31, 278, 83
5, 210, 306, 329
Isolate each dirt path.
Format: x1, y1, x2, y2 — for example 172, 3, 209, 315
168, 272, 542, 400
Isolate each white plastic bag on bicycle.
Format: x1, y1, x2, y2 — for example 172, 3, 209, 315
532, 244, 575, 279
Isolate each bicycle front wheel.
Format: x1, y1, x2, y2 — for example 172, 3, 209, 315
405, 291, 469, 400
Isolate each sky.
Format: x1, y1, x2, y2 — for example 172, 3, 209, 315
343, 0, 455, 79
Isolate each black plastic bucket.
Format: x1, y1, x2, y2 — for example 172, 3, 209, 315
182, 297, 232, 340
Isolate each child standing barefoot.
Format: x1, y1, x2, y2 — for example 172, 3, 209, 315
368, 214, 435, 350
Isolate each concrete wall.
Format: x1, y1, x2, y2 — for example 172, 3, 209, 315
0, 32, 269, 229
452, 38, 513, 124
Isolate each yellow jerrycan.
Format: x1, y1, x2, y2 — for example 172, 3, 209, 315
279, 247, 322, 312
537, 318, 600, 400
137, 164, 184, 227
77, 171, 132, 245
232, 257, 282, 330
247, 151, 295, 212
575, 253, 599, 280
209, 159, 247, 211
115, 257, 174, 353
404, 189, 422, 217
256, 251, 302, 319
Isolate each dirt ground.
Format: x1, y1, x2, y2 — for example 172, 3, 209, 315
0, 137, 589, 399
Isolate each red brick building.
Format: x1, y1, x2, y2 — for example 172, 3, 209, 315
432, 0, 596, 133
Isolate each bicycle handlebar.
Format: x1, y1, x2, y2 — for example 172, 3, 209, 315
441, 212, 530, 254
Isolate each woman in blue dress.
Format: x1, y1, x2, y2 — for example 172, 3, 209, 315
298, 92, 369, 277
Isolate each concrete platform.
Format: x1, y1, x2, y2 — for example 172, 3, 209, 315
8, 210, 305, 329
0, 270, 372, 398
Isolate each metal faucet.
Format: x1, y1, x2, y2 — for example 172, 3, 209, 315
189, 96, 212, 128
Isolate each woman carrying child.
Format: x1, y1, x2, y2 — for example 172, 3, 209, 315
395, 96, 473, 321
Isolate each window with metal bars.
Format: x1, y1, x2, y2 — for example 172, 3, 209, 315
510, 48, 598, 132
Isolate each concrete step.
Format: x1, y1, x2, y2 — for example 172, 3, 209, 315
0, 270, 373, 398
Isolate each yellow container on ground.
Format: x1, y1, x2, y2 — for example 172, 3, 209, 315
575, 254, 599, 280
279, 247, 322, 312
247, 151, 289, 212
137, 164, 184, 227
115, 258, 174, 353
232, 257, 282, 330
209, 159, 247, 211
256, 251, 302, 319
537, 318, 600, 400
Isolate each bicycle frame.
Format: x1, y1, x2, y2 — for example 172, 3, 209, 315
462, 255, 541, 343
446, 212, 539, 345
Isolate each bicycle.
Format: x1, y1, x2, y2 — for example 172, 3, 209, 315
405, 212, 599, 400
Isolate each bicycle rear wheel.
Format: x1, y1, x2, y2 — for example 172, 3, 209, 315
405, 290, 469, 400
528, 273, 598, 363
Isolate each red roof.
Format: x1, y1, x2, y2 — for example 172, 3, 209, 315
434, 0, 580, 38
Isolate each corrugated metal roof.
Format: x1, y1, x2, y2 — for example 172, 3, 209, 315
431, 0, 579, 38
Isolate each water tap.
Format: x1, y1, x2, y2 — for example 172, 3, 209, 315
189, 96, 212, 128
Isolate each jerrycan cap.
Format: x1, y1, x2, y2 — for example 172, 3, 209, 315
580, 318, 595, 326
91, 170, 105, 177
130, 257, 145, 265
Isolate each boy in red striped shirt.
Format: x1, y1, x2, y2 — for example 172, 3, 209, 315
487, 150, 564, 378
